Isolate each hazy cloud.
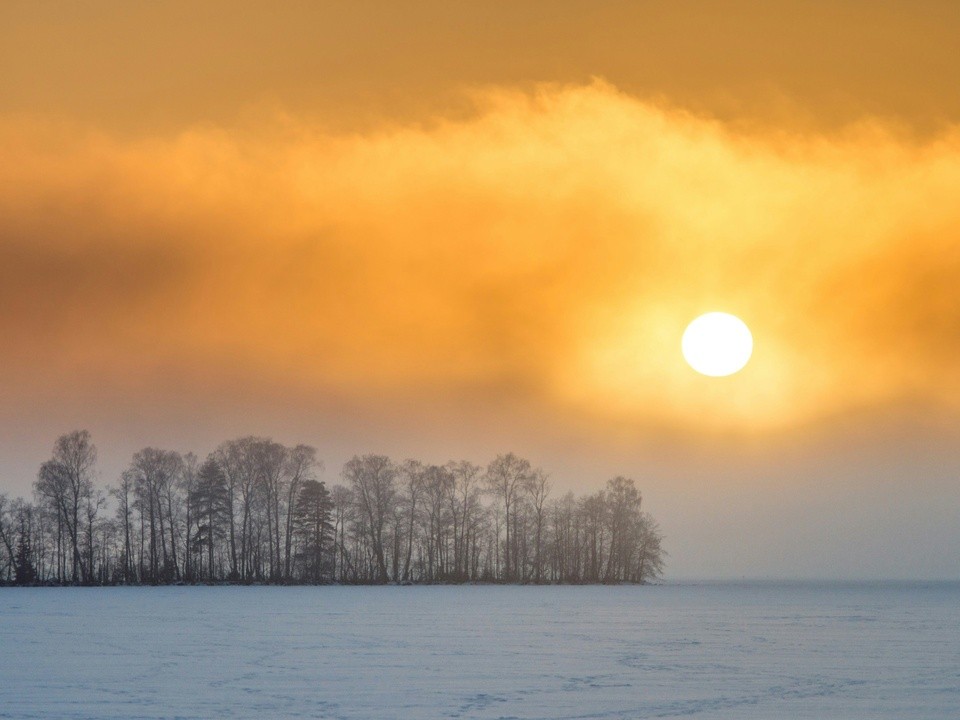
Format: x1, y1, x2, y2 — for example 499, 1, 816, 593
3, 82, 960, 436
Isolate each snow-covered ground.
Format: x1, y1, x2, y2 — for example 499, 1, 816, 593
1, 582, 958, 719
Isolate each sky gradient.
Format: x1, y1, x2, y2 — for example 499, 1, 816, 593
2, 1, 959, 579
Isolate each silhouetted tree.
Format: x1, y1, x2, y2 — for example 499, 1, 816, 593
283, 445, 320, 580
14, 503, 37, 585
527, 470, 551, 583
35, 431, 97, 583
4, 432, 666, 586
484, 453, 532, 582
343, 455, 396, 582
0, 495, 16, 582
128, 448, 182, 583
292, 480, 333, 582
635, 514, 666, 583
112, 471, 135, 583
189, 457, 230, 581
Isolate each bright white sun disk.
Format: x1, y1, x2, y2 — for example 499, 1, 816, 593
682, 312, 753, 377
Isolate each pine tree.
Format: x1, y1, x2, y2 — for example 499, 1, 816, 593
189, 458, 230, 580
292, 480, 333, 583
14, 512, 36, 585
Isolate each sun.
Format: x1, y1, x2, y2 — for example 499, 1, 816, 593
682, 312, 753, 377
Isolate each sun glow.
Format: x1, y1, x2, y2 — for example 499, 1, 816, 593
682, 313, 753, 377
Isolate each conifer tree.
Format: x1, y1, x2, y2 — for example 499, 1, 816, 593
293, 480, 333, 582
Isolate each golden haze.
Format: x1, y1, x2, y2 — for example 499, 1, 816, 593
2, 82, 960, 435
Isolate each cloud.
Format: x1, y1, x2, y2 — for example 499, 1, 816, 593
2, 81, 960, 434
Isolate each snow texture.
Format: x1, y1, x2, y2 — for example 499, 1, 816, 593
1, 582, 959, 719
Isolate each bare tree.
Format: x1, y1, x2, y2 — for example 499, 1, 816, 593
395, 460, 424, 582
420, 465, 454, 581
526, 470, 551, 583
484, 453, 532, 581
111, 471, 136, 583
0, 495, 15, 582
446, 461, 479, 580
84, 488, 106, 583
252, 440, 287, 580
215, 437, 262, 579
9, 433, 667, 586
34, 431, 97, 583
329, 484, 354, 582
343, 455, 396, 583
580, 490, 607, 582
635, 513, 666, 583
179, 453, 199, 581
603, 477, 640, 582
127, 448, 182, 582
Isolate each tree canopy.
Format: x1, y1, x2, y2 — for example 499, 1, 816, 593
0, 431, 665, 586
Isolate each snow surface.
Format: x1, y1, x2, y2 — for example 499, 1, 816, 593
1, 582, 958, 719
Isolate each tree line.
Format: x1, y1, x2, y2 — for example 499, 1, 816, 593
0, 431, 665, 586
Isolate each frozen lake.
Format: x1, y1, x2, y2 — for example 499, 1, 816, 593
1, 583, 958, 719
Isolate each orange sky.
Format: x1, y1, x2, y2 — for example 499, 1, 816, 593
2, 1, 959, 578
